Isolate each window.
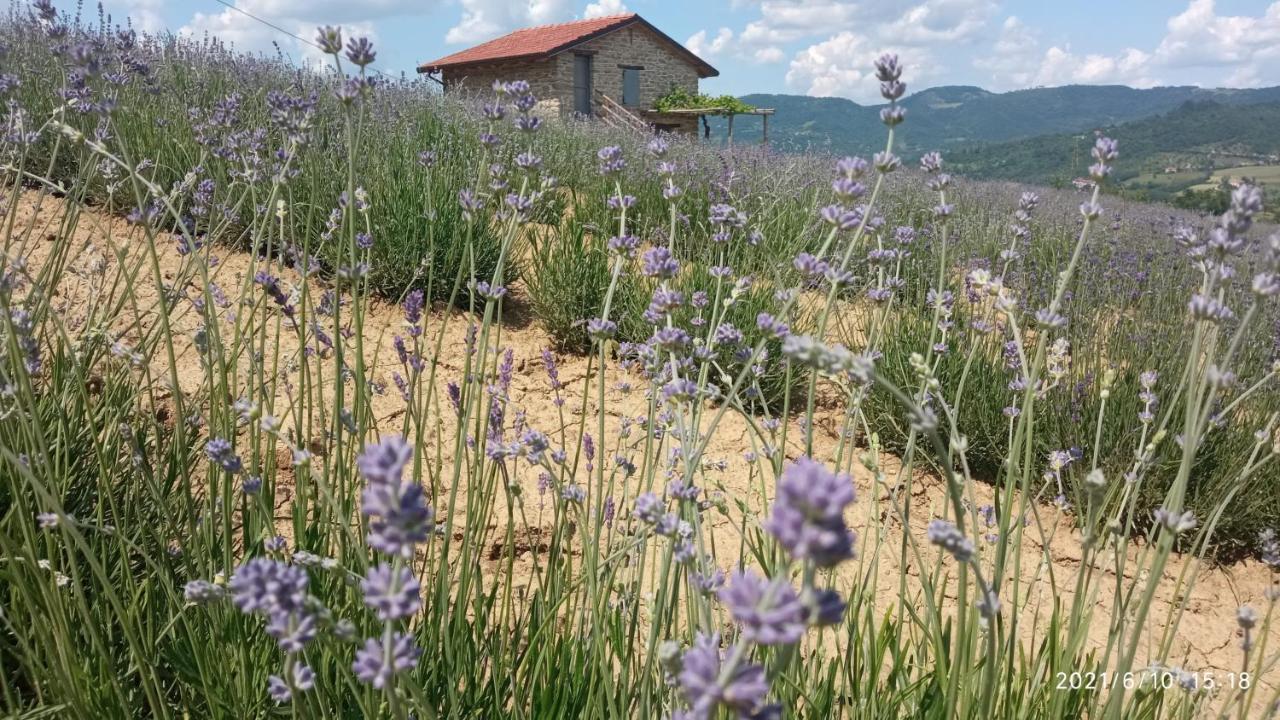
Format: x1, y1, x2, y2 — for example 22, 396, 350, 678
622, 67, 641, 106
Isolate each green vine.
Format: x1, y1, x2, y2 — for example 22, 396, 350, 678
652, 85, 755, 113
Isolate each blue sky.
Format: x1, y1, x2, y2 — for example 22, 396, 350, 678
96, 0, 1280, 102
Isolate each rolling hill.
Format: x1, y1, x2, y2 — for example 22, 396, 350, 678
710, 84, 1280, 158
945, 100, 1280, 200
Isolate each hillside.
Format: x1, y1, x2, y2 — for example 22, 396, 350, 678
946, 100, 1280, 201
712, 84, 1280, 157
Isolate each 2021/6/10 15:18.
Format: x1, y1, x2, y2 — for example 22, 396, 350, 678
1056, 670, 1251, 691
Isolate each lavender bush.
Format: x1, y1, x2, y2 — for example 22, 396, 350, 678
1, 3, 1279, 719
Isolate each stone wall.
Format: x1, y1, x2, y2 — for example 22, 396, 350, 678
552, 24, 700, 116
440, 58, 562, 117
439, 22, 705, 133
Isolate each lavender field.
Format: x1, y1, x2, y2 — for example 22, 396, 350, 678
2, 2, 1280, 718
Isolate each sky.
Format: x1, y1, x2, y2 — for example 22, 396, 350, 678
89, 0, 1280, 103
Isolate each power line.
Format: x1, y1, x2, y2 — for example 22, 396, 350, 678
209, 0, 402, 81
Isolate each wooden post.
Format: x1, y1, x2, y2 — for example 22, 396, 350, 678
761, 113, 768, 146
702, 114, 710, 139
727, 113, 734, 145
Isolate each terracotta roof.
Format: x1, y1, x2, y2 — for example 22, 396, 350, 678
417, 14, 718, 78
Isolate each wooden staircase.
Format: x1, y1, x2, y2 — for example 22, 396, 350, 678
595, 91, 652, 136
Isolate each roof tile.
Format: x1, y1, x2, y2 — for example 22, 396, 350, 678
418, 14, 717, 77
419, 15, 636, 71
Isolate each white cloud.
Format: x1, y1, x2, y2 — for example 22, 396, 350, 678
104, 0, 166, 34
686, 26, 783, 65
445, 0, 572, 44
686, 28, 735, 57
583, 0, 628, 19
881, 0, 995, 45
179, 1, 425, 65
1149, 0, 1280, 86
784, 31, 937, 101
753, 46, 785, 63
731, 0, 989, 96
1032, 46, 1155, 87
972, 16, 1038, 89
785, 31, 873, 98
1002, 0, 1280, 91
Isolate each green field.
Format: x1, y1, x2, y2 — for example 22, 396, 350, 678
1188, 163, 1280, 190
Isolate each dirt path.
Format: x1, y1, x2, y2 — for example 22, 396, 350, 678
10, 189, 1280, 714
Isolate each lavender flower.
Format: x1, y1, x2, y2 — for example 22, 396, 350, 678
229, 558, 308, 616
1259, 529, 1280, 568
353, 632, 421, 688
205, 437, 242, 474
679, 633, 771, 718
597, 145, 625, 174
183, 579, 226, 605
718, 572, 806, 645
642, 247, 680, 279
763, 457, 856, 567
344, 37, 376, 67
926, 519, 974, 563
361, 563, 420, 621
315, 26, 342, 55
1153, 507, 1198, 534
358, 437, 435, 557
267, 675, 292, 703
805, 588, 847, 626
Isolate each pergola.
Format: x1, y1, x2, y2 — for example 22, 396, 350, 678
655, 106, 777, 144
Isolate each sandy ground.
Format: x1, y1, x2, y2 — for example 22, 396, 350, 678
8, 188, 1280, 715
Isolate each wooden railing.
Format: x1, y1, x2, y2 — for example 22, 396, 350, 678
594, 91, 651, 136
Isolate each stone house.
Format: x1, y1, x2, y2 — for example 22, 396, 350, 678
417, 14, 718, 134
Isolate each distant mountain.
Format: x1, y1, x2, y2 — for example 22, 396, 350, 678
711, 85, 1280, 158
946, 100, 1280, 198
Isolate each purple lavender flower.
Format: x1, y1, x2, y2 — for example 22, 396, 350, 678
756, 313, 789, 339
678, 633, 771, 718
205, 437, 242, 474
718, 572, 806, 645
1259, 529, 1280, 568
362, 563, 420, 621
642, 247, 679, 279
763, 458, 856, 567
315, 26, 342, 55
608, 234, 640, 257
926, 519, 974, 562
353, 632, 421, 688
183, 579, 226, 605
229, 558, 308, 616
692, 568, 726, 596
634, 492, 665, 523
267, 675, 292, 703
805, 588, 846, 626
597, 145, 625, 174
662, 379, 699, 403
1153, 507, 1198, 534
345, 37, 376, 67
587, 318, 618, 340
709, 203, 747, 228
265, 610, 317, 653
358, 437, 435, 557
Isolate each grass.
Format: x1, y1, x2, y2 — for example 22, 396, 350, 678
2, 4, 1280, 719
